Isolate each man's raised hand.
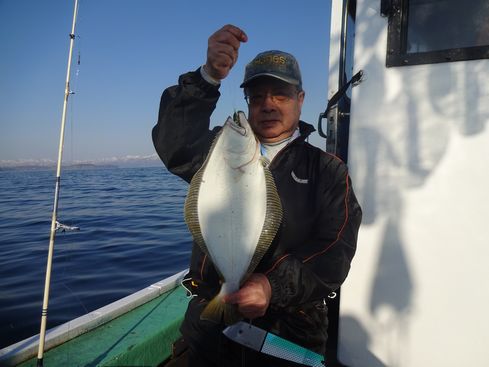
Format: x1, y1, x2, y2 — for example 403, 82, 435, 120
204, 24, 248, 81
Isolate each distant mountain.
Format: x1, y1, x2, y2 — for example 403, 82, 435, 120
0, 154, 162, 170
92, 154, 162, 167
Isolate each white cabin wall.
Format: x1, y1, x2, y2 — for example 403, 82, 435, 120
334, 0, 489, 366
328, 0, 344, 100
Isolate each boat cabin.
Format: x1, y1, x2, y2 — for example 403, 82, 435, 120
327, 0, 489, 366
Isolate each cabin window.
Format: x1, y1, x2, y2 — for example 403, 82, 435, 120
385, 0, 489, 67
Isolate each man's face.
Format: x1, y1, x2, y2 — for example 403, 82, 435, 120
245, 77, 305, 143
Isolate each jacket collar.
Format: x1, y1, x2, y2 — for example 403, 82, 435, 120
298, 120, 316, 140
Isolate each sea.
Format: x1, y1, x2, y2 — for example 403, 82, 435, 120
0, 166, 192, 349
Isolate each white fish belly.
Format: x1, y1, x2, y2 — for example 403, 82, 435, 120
198, 153, 267, 292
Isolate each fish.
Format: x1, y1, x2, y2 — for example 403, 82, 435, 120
184, 111, 283, 325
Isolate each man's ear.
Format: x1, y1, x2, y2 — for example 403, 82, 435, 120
298, 90, 305, 108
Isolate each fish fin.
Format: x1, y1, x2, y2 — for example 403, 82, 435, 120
184, 129, 225, 258
223, 303, 243, 326
245, 164, 283, 276
184, 167, 207, 254
260, 155, 271, 167
200, 295, 242, 325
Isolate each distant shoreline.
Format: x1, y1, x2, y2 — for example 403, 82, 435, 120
0, 162, 163, 171
0, 164, 115, 171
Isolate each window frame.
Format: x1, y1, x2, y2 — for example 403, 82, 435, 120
385, 0, 489, 67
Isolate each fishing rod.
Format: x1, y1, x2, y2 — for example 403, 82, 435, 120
37, 0, 79, 366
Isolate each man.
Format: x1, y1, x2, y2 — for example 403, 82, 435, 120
152, 24, 362, 366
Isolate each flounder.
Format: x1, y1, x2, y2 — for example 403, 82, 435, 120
184, 111, 282, 325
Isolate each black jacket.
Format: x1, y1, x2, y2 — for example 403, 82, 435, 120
152, 69, 362, 353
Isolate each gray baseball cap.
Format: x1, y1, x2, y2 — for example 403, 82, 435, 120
240, 50, 302, 89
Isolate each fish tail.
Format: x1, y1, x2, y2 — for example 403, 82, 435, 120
200, 295, 242, 325
223, 302, 242, 325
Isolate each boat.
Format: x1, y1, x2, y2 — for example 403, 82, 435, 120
3, 0, 489, 366
326, 0, 489, 366
0, 270, 190, 366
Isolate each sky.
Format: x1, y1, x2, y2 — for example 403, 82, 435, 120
0, 0, 332, 162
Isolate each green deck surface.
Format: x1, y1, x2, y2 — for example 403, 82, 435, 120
18, 287, 189, 367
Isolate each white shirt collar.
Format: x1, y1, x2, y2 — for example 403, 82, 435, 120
260, 128, 300, 161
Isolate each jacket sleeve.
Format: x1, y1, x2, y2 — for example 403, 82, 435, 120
266, 159, 362, 308
152, 68, 222, 183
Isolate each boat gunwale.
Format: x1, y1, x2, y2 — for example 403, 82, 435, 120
0, 269, 188, 367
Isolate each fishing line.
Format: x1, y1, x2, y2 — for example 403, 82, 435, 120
68, 0, 83, 163
226, 76, 238, 114
62, 282, 89, 314
56, 227, 89, 316
180, 278, 197, 299
68, 36, 82, 164
223, 71, 245, 119
60, 4, 84, 362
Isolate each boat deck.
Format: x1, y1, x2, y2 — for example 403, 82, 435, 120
17, 286, 189, 367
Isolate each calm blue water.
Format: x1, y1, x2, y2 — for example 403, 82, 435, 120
0, 166, 192, 348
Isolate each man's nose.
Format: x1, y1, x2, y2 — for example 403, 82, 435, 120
261, 94, 277, 110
